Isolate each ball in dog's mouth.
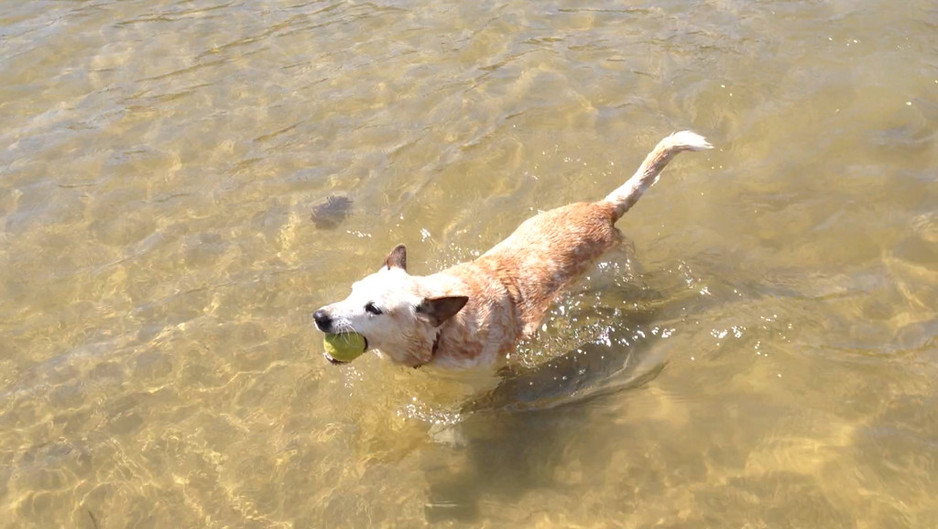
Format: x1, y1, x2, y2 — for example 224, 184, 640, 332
322, 332, 368, 364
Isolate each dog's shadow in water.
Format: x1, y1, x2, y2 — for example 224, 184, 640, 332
421, 324, 666, 522
419, 249, 718, 521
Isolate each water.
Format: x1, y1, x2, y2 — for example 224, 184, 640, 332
2, 0, 936, 527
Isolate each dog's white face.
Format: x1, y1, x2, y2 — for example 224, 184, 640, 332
314, 245, 468, 366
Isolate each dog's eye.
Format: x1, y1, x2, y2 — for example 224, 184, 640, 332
364, 302, 383, 315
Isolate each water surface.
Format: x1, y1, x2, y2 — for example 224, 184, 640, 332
2, 0, 937, 527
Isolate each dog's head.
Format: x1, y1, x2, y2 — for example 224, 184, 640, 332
313, 244, 468, 366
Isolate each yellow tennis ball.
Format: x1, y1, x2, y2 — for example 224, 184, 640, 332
323, 332, 367, 363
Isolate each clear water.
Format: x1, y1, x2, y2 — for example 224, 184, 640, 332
1, 0, 936, 527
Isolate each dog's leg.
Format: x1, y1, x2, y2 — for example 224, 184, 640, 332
603, 131, 712, 221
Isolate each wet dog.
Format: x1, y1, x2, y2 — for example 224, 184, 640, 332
314, 131, 711, 368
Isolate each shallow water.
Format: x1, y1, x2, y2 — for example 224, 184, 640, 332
2, 0, 937, 527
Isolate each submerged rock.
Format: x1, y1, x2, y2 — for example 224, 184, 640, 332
311, 195, 353, 229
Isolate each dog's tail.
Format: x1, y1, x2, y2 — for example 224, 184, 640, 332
603, 131, 712, 221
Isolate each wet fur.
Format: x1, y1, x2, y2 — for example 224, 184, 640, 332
314, 131, 712, 368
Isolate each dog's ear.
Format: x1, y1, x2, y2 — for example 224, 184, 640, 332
416, 296, 468, 327
383, 244, 407, 271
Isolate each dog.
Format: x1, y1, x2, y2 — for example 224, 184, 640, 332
314, 131, 711, 368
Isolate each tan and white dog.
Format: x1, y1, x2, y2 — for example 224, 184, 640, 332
314, 131, 711, 368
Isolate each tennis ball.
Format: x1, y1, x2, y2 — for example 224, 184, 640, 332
323, 332, 367, 363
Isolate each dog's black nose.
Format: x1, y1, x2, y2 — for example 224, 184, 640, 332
313, 309, 333, 331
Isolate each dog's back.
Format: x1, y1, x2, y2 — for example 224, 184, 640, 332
475, 201, 621, 335
467, 131, 712, 337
